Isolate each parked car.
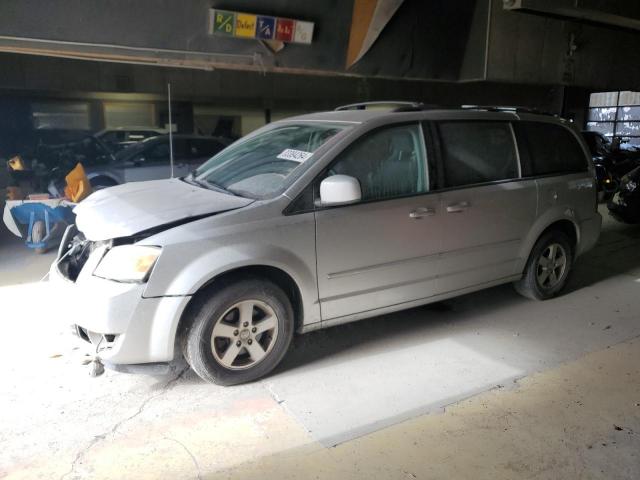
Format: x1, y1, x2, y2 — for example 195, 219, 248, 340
95, 127, 168, 151
77, 134, 230, 189
582, 130, 640, 202
14, 134, 116, 193
50, 104, 601, 385
608, 165, 640, 223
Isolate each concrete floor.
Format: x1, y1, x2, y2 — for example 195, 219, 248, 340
1, 207, 639, 479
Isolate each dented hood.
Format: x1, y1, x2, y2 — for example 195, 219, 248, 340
74, 178, 254, 241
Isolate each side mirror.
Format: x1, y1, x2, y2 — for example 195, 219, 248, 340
319, 175, 362, 206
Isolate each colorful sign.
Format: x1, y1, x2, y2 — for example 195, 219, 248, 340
209, 9, 313, 45
293, 20, 314, 44
275, 18, 295, 42
256, 16, 276, 40
212, 10, 235, 35
235, 13, 257, 38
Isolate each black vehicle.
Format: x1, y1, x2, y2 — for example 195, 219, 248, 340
608, 166, 640, 223
9, 134, 115, 192
582, 131, 640, 202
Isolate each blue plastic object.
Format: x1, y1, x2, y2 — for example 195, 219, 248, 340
9, 202, 75, 250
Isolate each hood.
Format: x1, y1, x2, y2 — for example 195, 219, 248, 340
74, 178, 254, 241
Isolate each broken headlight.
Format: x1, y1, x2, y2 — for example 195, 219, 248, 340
93, 245, 161, 283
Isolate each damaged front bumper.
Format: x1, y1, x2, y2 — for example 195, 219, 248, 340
49, 231, 191, 365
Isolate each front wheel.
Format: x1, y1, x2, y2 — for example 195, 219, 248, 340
514, 231, 573, 300
182, 279, 294, 385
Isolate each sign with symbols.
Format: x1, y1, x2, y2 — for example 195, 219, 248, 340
275, 18, 295, 42
235, 13, 257, 38
209, 9, 313, 45
256, 16, 276, 40
293, 20, 314, 44
212, 10, 235, 35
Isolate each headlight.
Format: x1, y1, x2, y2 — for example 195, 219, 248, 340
93, 245, 161, 282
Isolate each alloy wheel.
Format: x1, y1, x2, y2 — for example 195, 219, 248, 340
536, 243, 567, 289
210, 300, 279, 370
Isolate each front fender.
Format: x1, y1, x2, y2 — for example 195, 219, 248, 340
143, 242, 321, 326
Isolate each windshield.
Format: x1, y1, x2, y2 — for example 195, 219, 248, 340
193, 122, 349, 199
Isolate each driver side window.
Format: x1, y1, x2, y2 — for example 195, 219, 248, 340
327, 123, 428, 202
144, 142, 170, 163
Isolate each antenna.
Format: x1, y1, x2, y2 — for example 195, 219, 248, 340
167, 82, 174, 178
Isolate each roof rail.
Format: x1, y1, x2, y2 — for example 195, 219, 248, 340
335, 101, 424, 112
460, 105, 558, 116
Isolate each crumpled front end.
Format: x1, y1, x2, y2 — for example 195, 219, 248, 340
50, 225, 189, 365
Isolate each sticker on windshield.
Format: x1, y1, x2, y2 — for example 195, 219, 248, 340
277, 149, 313, 162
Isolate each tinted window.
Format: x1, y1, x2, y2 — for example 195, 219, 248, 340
327, 123, 427, 201
437, 122, 518, 187
144, 142, 170, 163
521, 122, 587, 176
189, 139, 224, 158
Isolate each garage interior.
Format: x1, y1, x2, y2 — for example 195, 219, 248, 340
1, 1, 640, 479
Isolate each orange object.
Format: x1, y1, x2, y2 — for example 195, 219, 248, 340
6, 186, 24, 200
7, 156, 25, 171
64, 163, 92, 202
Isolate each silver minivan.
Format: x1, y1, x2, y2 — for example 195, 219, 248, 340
50, 105, 602, 385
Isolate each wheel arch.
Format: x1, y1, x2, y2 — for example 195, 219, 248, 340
519, 214, 580, 274
175, 264, 305, 349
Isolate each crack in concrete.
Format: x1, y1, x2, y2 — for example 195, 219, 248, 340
59, 366, 188, 480
164, 436, 202, 480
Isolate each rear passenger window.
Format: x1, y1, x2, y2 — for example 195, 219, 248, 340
520, 122, 587, 176
437, 122, 519, 188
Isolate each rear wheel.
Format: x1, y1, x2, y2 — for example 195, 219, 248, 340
182, 279, 294, 385
514, 231, 573, 300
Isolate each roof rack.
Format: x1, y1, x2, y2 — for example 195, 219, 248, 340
460, 105, 558, 116
334, 102, 560, 117
334, 101, 424, 112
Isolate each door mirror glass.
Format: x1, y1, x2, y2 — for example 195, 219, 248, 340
319, 175, 362, 206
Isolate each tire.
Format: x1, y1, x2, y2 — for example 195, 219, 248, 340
182, 278, 294, 385
31, 220, 48, 254
514, 230, 573, 301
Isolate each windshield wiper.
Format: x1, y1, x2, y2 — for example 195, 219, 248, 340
184, 174, 238, 196
201, 179, 239, 196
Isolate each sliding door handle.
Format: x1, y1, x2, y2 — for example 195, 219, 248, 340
409, 207, 436, 219
446, 201, 470, 213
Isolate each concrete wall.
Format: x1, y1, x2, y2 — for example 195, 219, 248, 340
0, 0, 474, 81
0, 53, 566, 111
1, 0, 637, 89
487, 0, 640, 89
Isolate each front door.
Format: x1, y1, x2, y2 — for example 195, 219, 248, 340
314, 123, 442, 320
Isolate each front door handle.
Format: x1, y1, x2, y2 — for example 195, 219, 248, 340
409, 207, 436, 219
446, 201, 470, 213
